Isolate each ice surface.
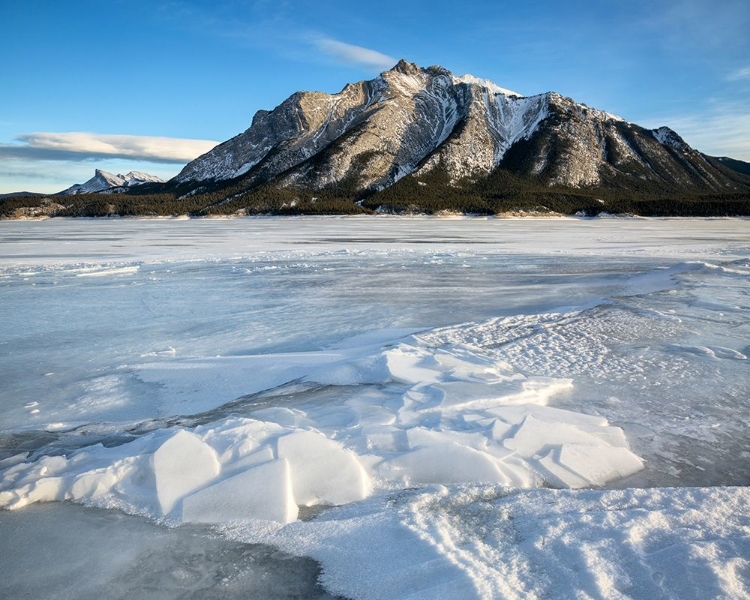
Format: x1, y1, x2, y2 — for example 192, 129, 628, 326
1, 217, 749, 599
0, 502, 337, 600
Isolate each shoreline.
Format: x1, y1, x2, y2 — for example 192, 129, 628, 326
3, 212, 750, 222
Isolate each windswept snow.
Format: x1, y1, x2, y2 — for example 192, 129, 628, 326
219, 484, 750, 600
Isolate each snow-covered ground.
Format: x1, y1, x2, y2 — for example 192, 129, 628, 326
1, 216, 748, 599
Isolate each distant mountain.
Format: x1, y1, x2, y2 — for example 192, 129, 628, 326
0, 191, 44, 199
60, 169, 163, 195
170, 60, 748, 202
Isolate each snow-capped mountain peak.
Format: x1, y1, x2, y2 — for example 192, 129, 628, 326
60, 169, 164, 195
651, 126, 687, 150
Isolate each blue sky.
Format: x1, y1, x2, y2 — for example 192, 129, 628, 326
1, 0, 749, 193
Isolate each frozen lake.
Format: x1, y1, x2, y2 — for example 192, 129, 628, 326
1, 217, 749, 599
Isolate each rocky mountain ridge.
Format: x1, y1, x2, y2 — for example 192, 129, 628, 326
170, 60, 746, 199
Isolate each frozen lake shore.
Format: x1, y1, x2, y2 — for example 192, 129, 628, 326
1, 217, 748, 598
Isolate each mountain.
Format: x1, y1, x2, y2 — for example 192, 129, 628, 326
60, 169, 164, 195
171, 60, 749, 204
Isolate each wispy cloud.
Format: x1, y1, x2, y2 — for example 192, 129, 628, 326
0, 132, 219, 164
311, 38, 397, 71
639, 0, 750, 54
727, 67, 750, 81
641, 100, 750, 160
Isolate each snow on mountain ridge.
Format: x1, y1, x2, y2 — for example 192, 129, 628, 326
453, 73, 521, 97
123, 171, 164, 185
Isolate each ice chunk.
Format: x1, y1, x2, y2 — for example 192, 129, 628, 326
213, 419, 287, 449
363, 428, 404, 453
182, 459, 298, 524
433, 378, 572, 411
0, 453, 29, 469
69, 468, 118, 501
152, 430, 220, 515
1, 477, 67, 510
277, 430, 370, 506
305, 354, 392, 386
490, 419, 515, 441
557, 444, 644, 485
486, 404, 608, 429
536, 449, 594, 488
537, 444, 644, 488
431, 380, 521, 410
351, 405, 396, 427
504, 415, 608, 457
492, 453, 537, 487
379, 442, 510, 485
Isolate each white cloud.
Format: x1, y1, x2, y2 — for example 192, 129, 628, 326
314, 38, 396, 71
0, 132, 220, 163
